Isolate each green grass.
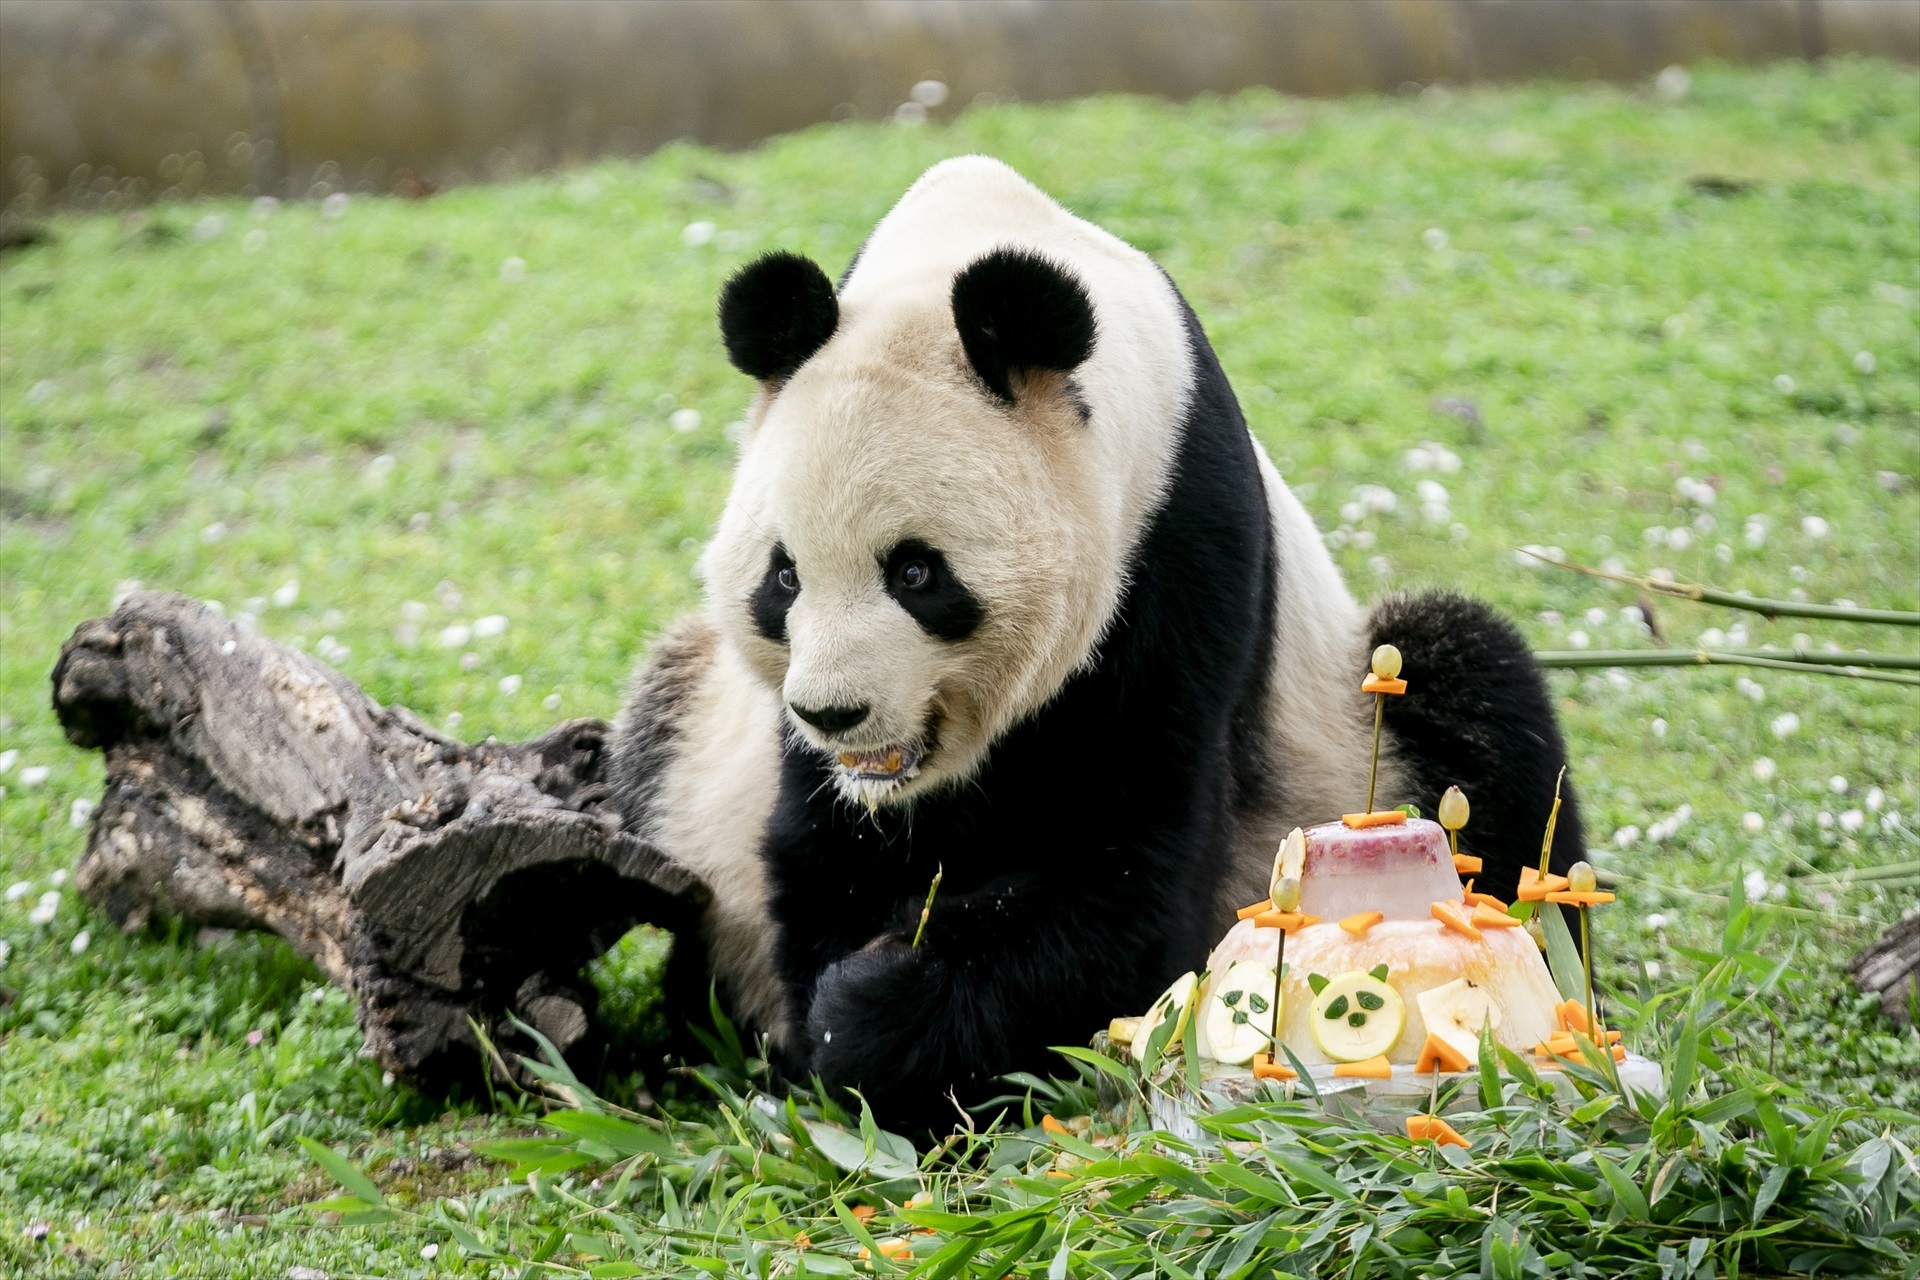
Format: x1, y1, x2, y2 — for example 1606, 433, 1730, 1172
2, 57, 1916, 1277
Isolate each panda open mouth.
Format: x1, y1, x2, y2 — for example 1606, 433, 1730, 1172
834, 743, 922, 782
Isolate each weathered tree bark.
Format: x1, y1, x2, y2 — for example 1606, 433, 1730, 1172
52, 591, 708, 1087
1851, 909, 1920, 1025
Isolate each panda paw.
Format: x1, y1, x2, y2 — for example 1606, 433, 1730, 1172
805, 941, 953, 1100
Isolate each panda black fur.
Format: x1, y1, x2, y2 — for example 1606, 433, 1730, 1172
609, 157, 1583, 1132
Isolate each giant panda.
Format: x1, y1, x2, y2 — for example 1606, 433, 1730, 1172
609, 156, 1583, 1132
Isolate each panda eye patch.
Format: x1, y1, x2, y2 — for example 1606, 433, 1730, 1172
882, 540, 983, 642
750, 545, 799, 643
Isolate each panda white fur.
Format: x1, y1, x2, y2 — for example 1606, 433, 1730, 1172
610, 156, 1583, 1130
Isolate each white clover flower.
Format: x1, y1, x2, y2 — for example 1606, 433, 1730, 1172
1539, 610, 1563, 626
1607, 669, 1632, 691
1422, 227, 1449, 251
1694, 512, 1717, 534
420, 1243, 439, 1260
444, 711, 463, 730
5, 881, 30, 903
1355, 484, 1397, 513
201, 521, 228, 543
1403, 446, 1434, 471
1770, 712, 1800, 739
194, 214, 226, 241
1368, 555, 1392, 576
315, 636, 349, 664
1649, 716, 1665, 736
1854, 350, 1876, 374
1325, 528, 1348, 549
499, 256, 527, 282
498, 674, 522, 696
472, 614, 509, 638
322, 192, 351, 219
0, 749, 15, 774
1429, 443, 1461, 474
1585, 607, 1608, 627
459, 651, 481, 671
1340, 501, 1365, 524
69, 798, 95, 829
1735, 677, 1764, 702
1416, 479, 1449, 505
1643, 912, 1667, 930
911, 79, 949, 107
0, 939, 9, 969
1421, 501, 1451, 524
1839, 809, 1865, 833
401, 600, 429, 623
19, 765, 48, 788
1829, 775, 1848, 794
1743, 870, 1769, 899
1728, 622, 1749, 646
272, 579, 300, 608
1645, 960, 1662, 980
1655, 64, 1691, 99
1667, 527, 1692, 551
70, 929, 89, 956
1621, 605, 1647, 628
1817, 811, 1834, 829
1569, 630, 1591, 650
1643, 525, 1668, 547
1700, 627, 1726, 649
894, 100, 929, 124
1352, 529, 1376, 549
542, 692, 562, 711
681, 221, 716, 247
1865, 786, 1884, 812
1714, 542, 1733, 564
438, 624, 472, 648
1613, 825, 1641, 848
383, 1070, 396, 1087
1883, 812, 1904, 833
49, 869, 66, 887
1743, 516, 1767, 548
30, 891, 59, 925
1773, 374, 1796, 395
670, 408, 702, 433
1742, 812, 1764, 834
1800, 515, 1830, 540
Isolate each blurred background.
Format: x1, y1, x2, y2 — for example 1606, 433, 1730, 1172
5, 0, 1917, 213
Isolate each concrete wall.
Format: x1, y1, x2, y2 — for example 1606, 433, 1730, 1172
5, 0, 1916, 210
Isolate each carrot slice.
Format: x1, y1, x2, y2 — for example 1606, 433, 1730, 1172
1251, 910, 1322, 933
1340, 910, 1385, 937
1471, 903, 1522, 930
1516, 866, 1571, 901
1333, 1055, 1392, 1079
1463, 890, 1508, 910
1361, 674, 1408, 695
1452, 852, 1484, 875
1041, 1115, 1069, 1136
1406, 1114, 1471, 1148
1251, 1053, 1297, 1081
850, 1204, 877, 1222
1431, 899, 1483, 940
1557, 1000, 1591, 1033
1544, 890, 1617, 907
1236, 898, 1274, 920
1342, 810, 1408, 829
1415, 1034, 1471, 1074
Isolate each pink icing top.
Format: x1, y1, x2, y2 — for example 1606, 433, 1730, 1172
1295, 817, 1463, 921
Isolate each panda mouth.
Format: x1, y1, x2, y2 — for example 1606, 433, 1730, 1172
834, 743, 922, 782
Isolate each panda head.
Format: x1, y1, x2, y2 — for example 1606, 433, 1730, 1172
703, 246, 1112, 807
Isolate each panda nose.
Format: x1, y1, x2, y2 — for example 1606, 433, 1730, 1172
790, 702, 870, 735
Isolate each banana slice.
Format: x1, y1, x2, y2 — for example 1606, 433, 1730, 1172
1198, 961, 1278, 1065
1308, 969, 1405, 1062
1415, 977, 1500, 1063
1134, 971, 1199, 1058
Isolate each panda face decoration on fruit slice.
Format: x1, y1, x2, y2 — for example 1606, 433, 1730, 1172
1306, 967, 1406, 1062
704, 237, 1147, 806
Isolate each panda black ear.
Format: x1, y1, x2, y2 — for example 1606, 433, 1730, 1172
718, 252, 839, 383
951, 248, 1096, 405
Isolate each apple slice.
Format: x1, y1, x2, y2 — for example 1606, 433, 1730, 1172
1416, 977, 1501, 1064
1134, 971, 1198, 1057
1308, 969, 1405, 1062
1198, 961, 1278, 1065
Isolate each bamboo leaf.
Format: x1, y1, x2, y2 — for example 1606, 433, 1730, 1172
297, 1137, 384, 1207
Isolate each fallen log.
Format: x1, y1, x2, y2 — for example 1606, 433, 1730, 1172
51, 591, 709, 1087
1851, 908, 1920, 1025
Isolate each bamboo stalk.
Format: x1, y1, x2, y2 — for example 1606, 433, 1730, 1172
1533, 649, 1920, 685
1514, 548, 1920, 627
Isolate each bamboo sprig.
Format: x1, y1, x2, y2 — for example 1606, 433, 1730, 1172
1534, 649, 1920, 685
910, 865, 943, 950
1515, 548, 1920, 627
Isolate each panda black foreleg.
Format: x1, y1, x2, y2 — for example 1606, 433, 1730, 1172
1368, 591, 1588, 906
800, 873, 1144, 1136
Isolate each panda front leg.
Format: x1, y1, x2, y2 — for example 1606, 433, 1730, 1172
1370, 591, 1588, 902
799, 874, 1142, 1135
